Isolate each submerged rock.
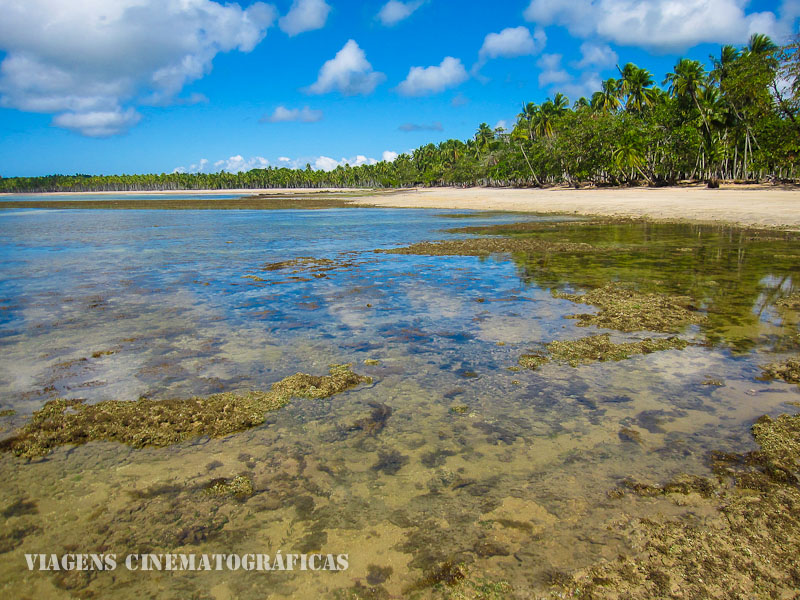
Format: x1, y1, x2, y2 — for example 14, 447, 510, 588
518, 334, 689, 369
760, 356, 800, 384
204, 475, 254, 499
378, 238, 602, 256
554, 283, 706, 333
0, 365, 371, 458
554, 410, 800, 599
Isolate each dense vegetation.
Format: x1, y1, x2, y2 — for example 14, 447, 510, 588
2, 35, 799, 193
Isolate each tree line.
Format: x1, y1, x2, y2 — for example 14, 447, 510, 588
2, 34, 798, 193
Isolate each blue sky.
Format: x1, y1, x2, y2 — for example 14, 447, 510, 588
0, 0, 796, 177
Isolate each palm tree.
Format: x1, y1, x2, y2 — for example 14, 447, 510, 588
620, 63, 656, 112
474, 123, 494, 153
710, 45, 741, 83
591, 78, 622, 113
747, 33, 777, 55
664, 58, 708, 114
551, 92, 569, 114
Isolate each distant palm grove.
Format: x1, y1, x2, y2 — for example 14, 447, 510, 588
3, 35, 799, 193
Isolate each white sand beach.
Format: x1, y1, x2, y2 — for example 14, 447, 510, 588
359, 185, 800, 228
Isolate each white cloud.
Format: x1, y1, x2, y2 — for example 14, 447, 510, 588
173, 158, 209, 174
279, 0, 331, 36
314, 154, 379, 171
262, 105, 323, 123
178, 152, 395, 173
537, 54, 570, 87
559, 72, 603, 100
523, 0, 786, 52
377, 1, 425, 26
396, 57, 469, 96
479, 26, 545, 60
0, 0, 276, 136
52, 108, 142, 138
574, 42, 618, 70
214, 155, 270, 172
306, 40, 385, 96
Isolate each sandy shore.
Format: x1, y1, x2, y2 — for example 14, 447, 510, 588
359, 186, 800, 228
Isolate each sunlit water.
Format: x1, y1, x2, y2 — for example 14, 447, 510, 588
0, 203, 799, 598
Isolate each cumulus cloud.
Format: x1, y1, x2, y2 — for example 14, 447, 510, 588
279, 0, 331, 36
377, 1, 425, 26
479, 26, 546, 60
574, 42, 618, 70
306, 40, 385, 96
314, 154, 379, 171
52, 108, 142, 138
559, 72, 603, 100
396, 57, 468, 96
177, 151, 397, 173
214, 155, 270, 172
537, 54, 570, 87
261, 105, 323, 123
523, 0, 786, 52
0, 0, 276, 136
173, 158, 210, 174
398, 122, 443, 131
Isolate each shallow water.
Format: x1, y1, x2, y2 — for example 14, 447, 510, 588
0, 205, 799, 598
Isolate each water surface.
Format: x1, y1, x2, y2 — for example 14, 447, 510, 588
1, 204, 798, 598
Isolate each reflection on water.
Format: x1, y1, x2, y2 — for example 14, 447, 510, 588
0, 206, 799, 598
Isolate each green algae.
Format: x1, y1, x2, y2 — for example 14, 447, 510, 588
379, 238, 601, 257
403, 561, 512, 599
518, 352, 549, 370
364, 359, 381, 365
519, 334, 689, 370
552, 412, 800, 599
776, 293, 800, 310
0, 409, 16, 417
449, 405, 469, 414
752, 414, 800, 483
554, 283, 706, 333
204, 475, 255, 499
0, 364, 370, 458
759, 356, 800, 384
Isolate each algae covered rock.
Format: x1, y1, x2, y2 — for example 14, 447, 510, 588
379, 238, 601, 257
0, 364, 371, 458
752, 413, 800, 482
554, 283, 706, 333
760, 356, 800, 384
518, 334, 689, 369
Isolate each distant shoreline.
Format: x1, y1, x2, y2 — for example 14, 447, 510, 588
1, 184, 799, 228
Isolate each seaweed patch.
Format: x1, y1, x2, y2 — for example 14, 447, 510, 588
519, 334, 689, 369
553, 283, 706, 333
0, 365, 370, 458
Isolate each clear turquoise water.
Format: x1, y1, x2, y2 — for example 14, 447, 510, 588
0, 203, 798, 598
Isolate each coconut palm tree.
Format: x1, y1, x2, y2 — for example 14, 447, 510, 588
591, 78, 622, 113
620, 63, 656, 112
747, 33, 777, 55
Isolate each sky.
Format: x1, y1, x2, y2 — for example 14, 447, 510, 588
0, 0, 798, 177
